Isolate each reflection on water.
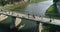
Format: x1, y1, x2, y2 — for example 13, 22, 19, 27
18, 19, 38, 32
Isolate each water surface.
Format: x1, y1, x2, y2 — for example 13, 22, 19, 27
25, 0, 53, 17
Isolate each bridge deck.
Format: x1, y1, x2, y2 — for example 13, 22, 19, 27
0, 10, 60, 26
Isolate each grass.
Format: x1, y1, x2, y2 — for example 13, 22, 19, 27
42, 29, 49, 32
45, 3, 60, 19
42, 23, 60, 32
10, 2, 29, 13
44, 3, 60, 32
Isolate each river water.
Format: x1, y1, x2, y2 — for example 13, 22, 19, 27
0, 0, 53, 32
18, 0, 53, 32
25, 0, 53, 17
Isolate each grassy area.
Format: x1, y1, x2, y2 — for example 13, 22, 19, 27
44, 3, 60, 32
45, 3, 60, 19
42, 23, 60, 32
42, 29, 49, 32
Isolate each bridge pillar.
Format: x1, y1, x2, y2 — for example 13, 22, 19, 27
37, 22, 43, 32
15, 18, 22, 27
10, 16, 22, 28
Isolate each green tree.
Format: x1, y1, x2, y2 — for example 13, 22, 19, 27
0, 0, 8, 6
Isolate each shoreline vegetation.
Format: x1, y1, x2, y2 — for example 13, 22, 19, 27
45, 3, 60, 19
0, 0, 28, 11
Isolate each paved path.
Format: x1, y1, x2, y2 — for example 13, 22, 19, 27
0, 10, 60, 26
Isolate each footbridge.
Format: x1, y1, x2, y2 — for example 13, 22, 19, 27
0, 10, 60, 32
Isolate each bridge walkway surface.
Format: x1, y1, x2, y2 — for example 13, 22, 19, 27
0, 10, 60, 26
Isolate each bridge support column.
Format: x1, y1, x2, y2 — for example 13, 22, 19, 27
37, 22, 43, 32
10, 17, 21, 28
15, 18, 22, 27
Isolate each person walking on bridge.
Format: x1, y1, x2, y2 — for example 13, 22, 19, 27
50, 16, 52, 22
28, 13, 30, 18
33, 15, 35, 18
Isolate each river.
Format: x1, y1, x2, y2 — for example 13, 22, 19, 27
18, 0, 53, 32
25, 0, 53, 17
0, 0, 53, 32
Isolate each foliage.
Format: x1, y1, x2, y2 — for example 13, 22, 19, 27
0, 0, 7, 6
45, 3, 60, 19
53, 0, 60, 2
42, 23, 60, 32
0, 0, 22, 6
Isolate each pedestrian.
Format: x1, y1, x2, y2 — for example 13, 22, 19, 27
9, 11, 10, 15
17, 15, 19, 17
39, 16, 41, 17
28, 13, 30, 18
50, 19, 52, 22
12, 12, 14, 15
49, 16, 52, 22
33, 15, 35, 18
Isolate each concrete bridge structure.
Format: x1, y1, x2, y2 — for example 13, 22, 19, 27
0, 10, 60, 32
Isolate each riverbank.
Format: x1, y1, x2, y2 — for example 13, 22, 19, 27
0, 0, 28, 12
45, 3, 60, 19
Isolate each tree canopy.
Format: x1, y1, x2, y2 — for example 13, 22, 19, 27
53, 0, 60, 2
0, 0, 22, 6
